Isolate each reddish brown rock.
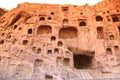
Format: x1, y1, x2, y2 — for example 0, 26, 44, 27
0, 0, 120, 80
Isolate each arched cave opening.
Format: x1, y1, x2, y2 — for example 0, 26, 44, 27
79, 21, 86, 26
73, 54, 93, 69
63, 58, 70, 66
112, 16, 119, 22
28, 28, 32, 34
40, 17, 45, 21
37, 25, 52, 35
63, 19, 69, 24
106, 48, 112, 55
34, 59, 43, 67
57, 41, 63, 46
96, 16, 103, 21
51, 36, 56, 41
59, 27, 78, 39
109, 35, 115, 40
97, 27, 104, 39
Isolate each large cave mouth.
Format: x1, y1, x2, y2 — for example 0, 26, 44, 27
73, 54, 93, 69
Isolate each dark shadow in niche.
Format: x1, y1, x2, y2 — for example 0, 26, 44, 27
13, 25, 17, 30
97, 27, 104, 39
0, 40, 4, 45
1, 33, 4, 37
118, 26, 120, 33
22, 40, 28, 45
112, 16, 119, 22
106, 48, 112, 55
63, 58, 70, 66
40, 17, 45, 21
109, 35, 115, 40
28, 28, 32, 34
63, 19, 69, 24
37, 25, 52, 35
57, 41, 63, 47
50, 12, 54, 15
62, 6, 69, 11
18, 27, 22, 30
48, 17, 52, 20
54, 48, 59, 53
96, 16, 103, 21
37, 48, 41, 54
114, 46, 119, 57
45, 75, 53, 80
79, 21, 86, 26
47, 50, 52, 55
32, 47, 36, 52
73, 54, 93, 69
51, 36, 56, 41
34, 59, 43, 67
56, 57, 62, 65
9, 14, 21, 26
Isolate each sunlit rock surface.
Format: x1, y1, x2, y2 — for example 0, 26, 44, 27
0, 0, 120, 80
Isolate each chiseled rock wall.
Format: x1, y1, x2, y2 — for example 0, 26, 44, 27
0, 0, 120, 80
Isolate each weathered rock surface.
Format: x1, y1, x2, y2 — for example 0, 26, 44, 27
0, 0, 120, 80
0, 8, 7, 17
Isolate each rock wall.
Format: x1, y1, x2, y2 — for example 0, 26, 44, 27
0, 0, 120, 80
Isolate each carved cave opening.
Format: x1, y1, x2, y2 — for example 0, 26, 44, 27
0, 40, 4, 45
51, 36, 56, 41
63, 58, 70, 66
73, 54, 93, 69
114, 46, 120, 57
40, 17, 45, 21
62, 7, 69, 11
109, 35, 115, 40
7, 33, 11, 39
34, 59, 43, 67
37, 25, 52, 35
54, 48, 59, 53
79, 21, 86, 26
56, 57, 62, 64
18, 27, 22, 30
37, 48, 41, 54
97, 27, 104, 39
112, 16, 119, 22
47, 50, 52, 55
45, 75, 53, 80
118, 26, 120, 33
96, 16, 103, 21
13, 25, 17, 30
106, 48, 112, 55
22, 40, 28, 45
50, 12, 54, 15
59, 27, 78, 39
48, 17, 52, 20
114, 45, 120, 56
28, 28, 32, 34
1, 33, 4, 37
57, 41, 63, 46
63, 19, 69, 24
32, 47, 36, 52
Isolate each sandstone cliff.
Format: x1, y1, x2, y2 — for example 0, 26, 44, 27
0, 0, 120, 80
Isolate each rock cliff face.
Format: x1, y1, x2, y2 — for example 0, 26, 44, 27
0, 0, 120, 80
0, 8, 7, 16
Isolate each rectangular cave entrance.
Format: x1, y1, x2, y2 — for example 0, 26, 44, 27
73, 54, 93, 69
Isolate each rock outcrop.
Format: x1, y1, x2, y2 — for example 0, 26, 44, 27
0, 8, 7, 16
0, 0, 120, 80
